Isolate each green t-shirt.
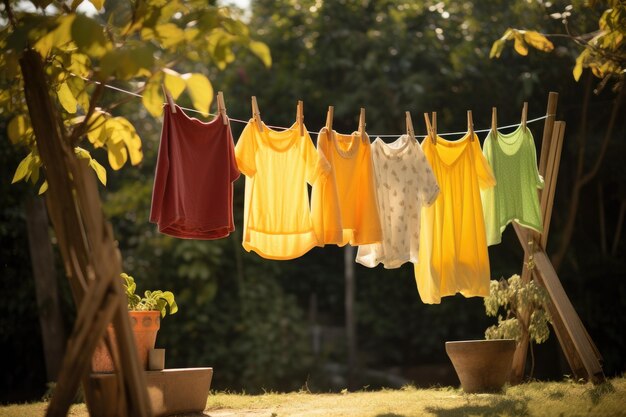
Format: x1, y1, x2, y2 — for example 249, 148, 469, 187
481, 126, 544, 246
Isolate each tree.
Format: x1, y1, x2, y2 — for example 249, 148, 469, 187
490, 0, 625, 271
1, 0, 270, 410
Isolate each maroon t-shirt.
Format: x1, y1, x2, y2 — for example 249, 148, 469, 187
150, 104, 240, 239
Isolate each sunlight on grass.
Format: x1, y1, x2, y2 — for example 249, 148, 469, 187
1, 378, 624, 417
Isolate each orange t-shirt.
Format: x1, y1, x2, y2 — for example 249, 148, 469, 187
313, 128, 382, 246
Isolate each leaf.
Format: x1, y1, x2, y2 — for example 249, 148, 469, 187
38, 181, 49, 195
182, 73, 213, 114
489, 39, 505, 59
513, 34, 528, 56
249, 40, 272, 67
34, 15, 75, 57
107, 140, 128, 170
71, 14, 110, 58
163, 68, 186, 99
523, 31, 554, 52
89, 158, 107, 185
142, 76, 164, 117
155, 23, 186, 49
57, 82, 78, 113
573, 51, 587, 81
89, 0, 105, 10
74, 146, 92, 160
12, 153, 33, 184
8, 115, 31, 144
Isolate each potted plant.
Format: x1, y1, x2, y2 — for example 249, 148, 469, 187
92, 273, 178, 372
445, 274, 552, 393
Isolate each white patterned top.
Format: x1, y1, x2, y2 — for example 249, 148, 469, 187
356, 135, 439, 268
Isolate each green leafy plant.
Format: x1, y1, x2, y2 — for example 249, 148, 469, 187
484, 274, 552, 378
484, 274, 552, 343
121, 273, 178, 318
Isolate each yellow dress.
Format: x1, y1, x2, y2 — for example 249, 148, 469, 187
313, 128, 382, 246
235, 119, 331, 260
414, 133, 496, 304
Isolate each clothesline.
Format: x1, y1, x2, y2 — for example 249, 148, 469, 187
74, 73, 553, 138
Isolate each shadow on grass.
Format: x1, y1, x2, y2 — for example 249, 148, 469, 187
376, 414, 407, 417
586, 381, 616, 405
425, 396, 530, 417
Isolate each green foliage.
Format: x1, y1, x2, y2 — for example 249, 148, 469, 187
1, 0, 271, 190
484, 274, 552, 344
121, 272, 178, 318
491, 1, 626, 83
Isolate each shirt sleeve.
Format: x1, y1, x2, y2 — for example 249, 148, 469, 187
310, 128, 343, 245
234, 120, 257, 177
149, 109, 171, 224
227, 123, 241, 182
528, 130, 544, 190
304, 129, 329, 185
354, 137, 383, 245
416, 142, 440, 206
473, 137, 496, 189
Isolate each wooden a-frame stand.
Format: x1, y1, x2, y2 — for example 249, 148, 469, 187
19, 49, 152, 417
509, 92, 605, 384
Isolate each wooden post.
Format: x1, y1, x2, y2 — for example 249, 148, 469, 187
19, 48, 152, 416
509, 92, 605, 384
24, 196, 66, 382
510, 92, 558, 384
345, 245, 357, 390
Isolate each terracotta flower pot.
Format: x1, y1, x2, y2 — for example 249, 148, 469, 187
445, 339, 516, 393
92, 310, 161, 373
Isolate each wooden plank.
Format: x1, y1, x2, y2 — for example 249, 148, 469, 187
533, 251, 605, 382
541, 122, 566, 247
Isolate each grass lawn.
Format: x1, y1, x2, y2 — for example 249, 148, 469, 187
1, 377, 625, 417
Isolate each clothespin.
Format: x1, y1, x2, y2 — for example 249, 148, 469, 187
521, 102, 528, 132
297, 100, 304, 137
162, 84, 176, 113
251, 96, 263, 132
423, 112, 436, 145
326, 105, 334, 140
467, 110, 475, 141
491, 107, 498, 139
326, 106, 334, 132
358, 107, 366, 142
217, 91, 228, 125
405, 111, 415, 140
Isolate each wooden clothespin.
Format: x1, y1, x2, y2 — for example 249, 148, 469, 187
491, 107, 498, 139
216, 91, 228, 125
297, 100, 304, 137
326, 105, 334, 140
162, 84, 176, 113
521, 102, 528, 132
406, 111, 415, 140
251, 96, 263, 132
358, 107, 366, 142
423, 112, 436, 145
467, 110, 475, 141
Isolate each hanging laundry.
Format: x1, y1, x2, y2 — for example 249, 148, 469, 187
313, 128, 382, 246
235, 119, 332, 260
356, 135, 439, 268
414, 132, 496, 304
481, 126, 544, 245
150, 104, 240, 239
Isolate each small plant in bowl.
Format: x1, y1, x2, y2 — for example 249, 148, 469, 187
484, 273, 552, 378
122, 273, 178, 317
